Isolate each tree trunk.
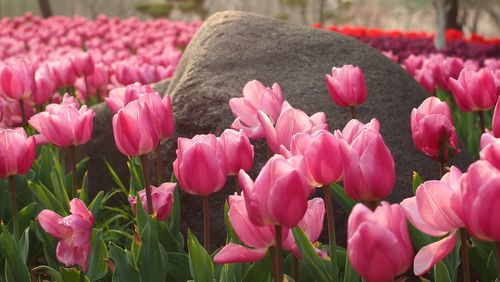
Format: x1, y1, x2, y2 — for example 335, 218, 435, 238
445, 0, 461, 31
318, 0, 326, 24
300, 2, 307, 25
38, 0, 53, 18
434, 0, 446, 49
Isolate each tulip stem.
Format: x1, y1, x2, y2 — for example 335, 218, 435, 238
439, 130, 449, 178
350, 106, 356, 119
478, 111, 485, 134
233, 175, 241, 194
19, 100, 26, 126
274, 225, 284, 282
83, 75, 89, 102
269, 246, 278, 282
155, 145, 163, 185
139, 155, 154, 215
70, 145, 78, 199
293, 256, 299, 282
494, 242, 500, 279
202, 195, 211, 252
8, 176, 18, 237
323, 186, 339, 282
79, 268, 85, 282
460, 228, 470, 282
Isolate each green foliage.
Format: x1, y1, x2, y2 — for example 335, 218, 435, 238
135, 2, 174, 18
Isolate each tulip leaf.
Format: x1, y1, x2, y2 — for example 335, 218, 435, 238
109, 244, 140, 282
128, 157, 143, 194
79, 172, 89, 204
433, 261, 451, 282
65, 157, 89, 186
158, 221, 182, 252
138, 217, 168, 282
88, 191, 105, 219
187, 229, 214, 282
168, 179, 181, 236
31, 265, 63, 282
469, 238, 496, 281
407, 222, 434, 250
30, 182, 67, 215
329, 183, 355, 213
411, 171, 423, 195
86, 229, 108, 281
50, 170, 70, 207
32, 221, 59, 269
343, 254, 360, 282
60, 267, 90, 282
1, 224, 30, 282
166, 252, 191, 282
104, 159, 128, 194
6, 203, 36, 238
241, 252, 271, 282
292, 227, 331, 282
224, 200, 239, 244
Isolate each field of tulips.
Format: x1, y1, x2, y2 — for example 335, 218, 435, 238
1, 13, 500, 282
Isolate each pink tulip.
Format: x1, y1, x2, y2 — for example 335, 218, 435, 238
173, 134, 227, 196
29, 101, 94, 147
414, 64, 437, 94
403, 54, 424, 76
449, 68, 497, 112
258, 102, 327, 153
492, 98, 500, 138
115, 63, 140, 85
335, 118, 380, 145
137, 92, 175, 140
229, 80, 284, 139
218, 129, 254, 175
49, 59, 76, 89
31, 64, 55, 105
37, 199, 94, 271
0, 98, 34, 127
129, 183, 175, 221
71, 52, 95, 77
285, 129, 343, 187
0, 128, 36, 178
348, 202, 413, 282
87, 63, 109, 91
214, 194, 324, 264
339, 125, 395, 201
325, 65, 367, 107
112, 99, 159, 156
105, 82, 155, 114
435, 57, 463, 91
460, 160, 500, 241
0, 59, 36, 101
400, 166, 464, 275
411, 97, 459, 161
238, 154, 310, 227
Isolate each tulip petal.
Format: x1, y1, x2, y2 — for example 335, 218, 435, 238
414, 232, 457, 276
213, 243, 267, 264
400, 197, 448, 237
37, 210, 71, 239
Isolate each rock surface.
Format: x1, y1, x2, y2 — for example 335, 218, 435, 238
82, 11, 473, 248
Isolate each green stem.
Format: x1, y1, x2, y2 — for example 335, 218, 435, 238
478, 110, 486, 134
323, 186, 339, 281
274, 225, 284, 282
439, 129, 449, 178
139, 155, 153, 215
460, 228, 470, 282
494, 242, 500, 279
70, 145, 78, 198
19, 100, 26, 126
233, 175, 241, 194
156, 145, 163, 185
83, 75, 89, 101
80, 268, 85, 282
293, 256, 299, 282
9, 176, 18, 238
270, 246, 278, 282
350, 106, 356, 119
203, 195, 211, 252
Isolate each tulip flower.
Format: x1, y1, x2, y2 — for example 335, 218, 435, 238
335, 118, 380, 144
460, 160, 500, 241
284, 129, 343, 187
449, 68, 497, 112
129, 183, 175, 221
218, 129, 254, 175
105, 82, 155, 114
339, 124, 395, 201
492, 98, 500, 138
229, 80, 284, 139
71, 52, 95, 77
0, 98, 34, 127
401, 167, 464, 275
214, 194, 324, 263
348, 202, 413, 282
259, 102, 327, 153
137, 92, 175, 140
29, 101, 95, 148
31, 64, 55, 105
49, 59, 77, 89
238, 154, 310, 228
414, 63, 438, 94
173, 134, 227, 196
0, 128, 36, 179
37, 199, 94, 271
325, 65, 367, 118
435, 57, 463, 91
403, 54, 425, 76
410, 97, 459, 163
0, 59, 36, 101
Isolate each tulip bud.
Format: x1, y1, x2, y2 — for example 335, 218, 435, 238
218, 129, 254, 175
129, 183, 175, 221
325, 65, 367, 107
449, 68, 497, 112
0, 59, 36, 101
0, 128, 36, 178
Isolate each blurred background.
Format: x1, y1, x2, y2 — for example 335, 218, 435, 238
1, 0, 499, 37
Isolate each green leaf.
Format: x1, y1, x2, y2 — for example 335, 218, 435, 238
343, 255, 360, 282
66, 157, 89, 186
31, 265, 63, 282
158, 221, 182, 252
88, 191, 105, 219
224, 200, 239, 244
168, 181, 181, 235
86, 229, 108, 281
407, 222, 434, 250
187, 229, 214, 282
433, 261, 451, 282
60, 267, 89, 282
104, 159, 127, 194
108, 244, 140, 282
291, 227, 331, 282
30, 182, 67, 215
79, 172, 89, 203
32, 221, 59, 269
411, 171, 423, 195
241, 253, 271, 282
329, 183, 355, 213
166, 252, 191, 282
469, 239, 496, 281
220, 262, 244, 282
138, 217, 168, 282
50, 169, 70, 206
19, 227, 30, 263
1, 223, 30, 282
7, 203, 36, 237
